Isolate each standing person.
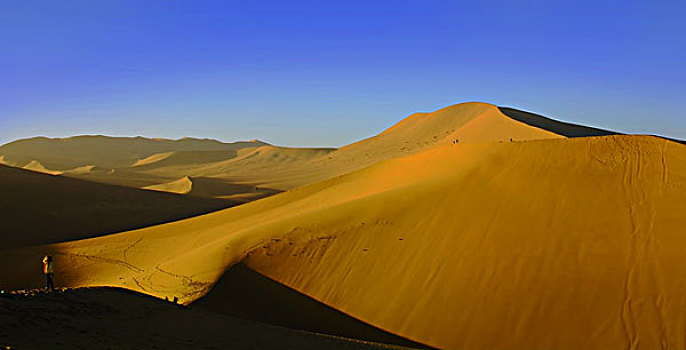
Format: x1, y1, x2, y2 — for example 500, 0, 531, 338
42, 254, 55, 291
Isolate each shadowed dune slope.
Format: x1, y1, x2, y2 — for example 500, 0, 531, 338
0, 135, 266, 170
194, 263, 427, 348
1, 135, 684, 349
0, 164, 236, 247
500, 107, 686, 145
498, 107, 620, 137
0, 287, 416, 350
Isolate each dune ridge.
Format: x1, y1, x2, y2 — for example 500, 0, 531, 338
22, 160, 62, 175
0, 135, 267, 170
187, 103, 564, 190
498, 107, 620, 137
143, 176, 194, 194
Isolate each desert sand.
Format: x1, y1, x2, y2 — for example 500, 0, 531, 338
0, 164, 234, 248
0, 103, 561, 198
0, 287, 417, 350
1, 102, 684, 349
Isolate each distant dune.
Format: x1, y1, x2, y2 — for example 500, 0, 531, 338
189, 102, 564, 190
143, 176, 194, 194
0, 135, 267, 170
0, 164, 236, 248
21, 160, 62, 175
1, 102, 685, 349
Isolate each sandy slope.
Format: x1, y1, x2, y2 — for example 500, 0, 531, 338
1, 135, 684, 349
0, 164, 235, 248
21, 160, 62, 175
143, 176, 194, 194
0, 287, 416, 350
0, 103, 561, 200
187, 102, 563, 190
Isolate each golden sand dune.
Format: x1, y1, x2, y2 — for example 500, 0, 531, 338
131, 151, 176, 167
188, 145, 337, 189
0, 103, 564, 201
190, 102, 563, 190
0, 135, 266, 170
22, 160, 62, 175
143, 176, 194, 194
131, 150, 239, 170
0, 164, 235, 248
2, 134, 684, 349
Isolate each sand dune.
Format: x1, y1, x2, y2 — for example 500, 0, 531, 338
0, 103, 566, 201
143, 176, 194, 194
0, 287, 415, 350
0, 164, 235, 248
131, 150, 239, 170
22, 160, 62, 175
2, 134, 684, 349
4, 103, 685, 349
499, 107, 619, 137
190, 103, 564, 190
0, 135, 266, 170
131, 151, 176, 167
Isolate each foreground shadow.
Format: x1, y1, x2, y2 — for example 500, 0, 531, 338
193, 263, 430, 349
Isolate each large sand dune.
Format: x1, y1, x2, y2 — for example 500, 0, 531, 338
184, 102, 564, 190
2, 133, 684, 349
0, 103, 563, 197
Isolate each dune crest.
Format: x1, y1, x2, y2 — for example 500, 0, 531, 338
22, 160, 62, 175
131, 152, 175, 167
143, 176, 194, 194
188, 102, 564, 190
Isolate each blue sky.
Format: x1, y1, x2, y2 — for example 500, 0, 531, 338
1, 0, 684, 147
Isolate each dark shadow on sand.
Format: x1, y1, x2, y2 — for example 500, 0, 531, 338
193, 263, 432, 349
498, 107, 619, 137
499, 107, 686, 145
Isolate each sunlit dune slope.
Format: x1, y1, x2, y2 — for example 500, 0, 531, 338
131, 150, 240, 170
21, 160, 62, 175
0, 103, 563, 199
142, 176, 194, 194
193, 102, 563, 190
0, 164, 235, 248
1, 135, 684, 349
0, 135, 266, 170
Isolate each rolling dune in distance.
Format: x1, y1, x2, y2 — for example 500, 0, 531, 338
0, 164, 236, 248
188, 103, 564, 190
142, 176, 194, 194
0, 136, 266, 170
1, 102, 684, 349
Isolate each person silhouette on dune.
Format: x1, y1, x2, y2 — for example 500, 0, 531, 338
42, 254, 55, 291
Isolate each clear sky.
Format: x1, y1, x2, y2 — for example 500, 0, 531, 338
2, 0, 685, 147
